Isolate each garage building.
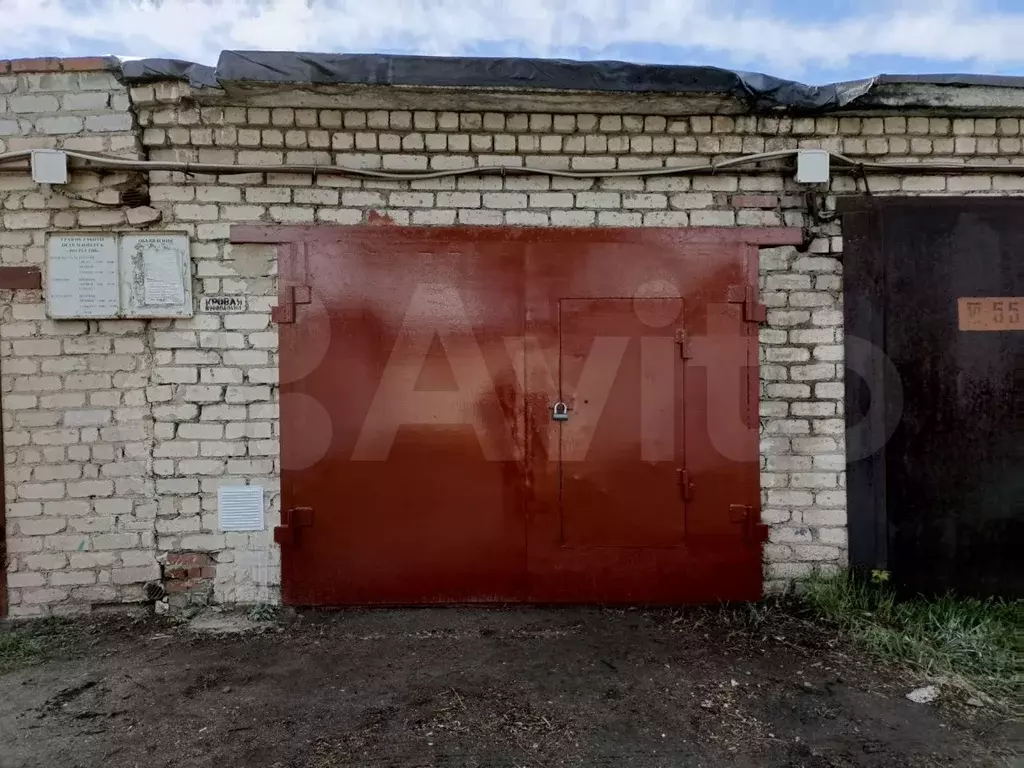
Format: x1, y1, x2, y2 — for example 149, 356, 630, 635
0, 53, 1020, 616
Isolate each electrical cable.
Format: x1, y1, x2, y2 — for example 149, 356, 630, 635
0, 148, 797, 180
0, 148, 1018, 182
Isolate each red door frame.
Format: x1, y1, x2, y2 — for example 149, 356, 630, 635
230, 225, 803, 606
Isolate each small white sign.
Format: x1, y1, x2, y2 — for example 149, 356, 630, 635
218, 485, 265, 532
201, 295, 246, 313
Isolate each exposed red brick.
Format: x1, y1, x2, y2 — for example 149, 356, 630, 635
199, 567, 216, 579
164, 580, 195, 594
11, 57, 61, 73
732, 195, 781, 209
60, 57, 117, 72
167, 552, 214, 566
367, 210, 396, 226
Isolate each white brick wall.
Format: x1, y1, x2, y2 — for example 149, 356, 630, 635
3, 63, 1023, 614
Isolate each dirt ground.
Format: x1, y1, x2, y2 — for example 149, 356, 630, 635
0, 606, 1018, 768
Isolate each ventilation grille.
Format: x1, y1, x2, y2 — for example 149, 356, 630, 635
217, 485, 265, 531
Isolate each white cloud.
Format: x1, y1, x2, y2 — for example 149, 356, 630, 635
0, 0, 1022, 78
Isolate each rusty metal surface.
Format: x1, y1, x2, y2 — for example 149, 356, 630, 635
844, 200, 1024, 598
0, 348, 4, 618
0, 266, 41, 290
252, 227, 788, 606
957, 297, 1024, 331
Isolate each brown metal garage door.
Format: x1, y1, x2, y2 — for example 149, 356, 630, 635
232, 225, 801, 605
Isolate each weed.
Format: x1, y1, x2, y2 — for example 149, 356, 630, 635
247, 602, 280, 622
798, 572, 1022, 702
0, 619, 79, 673
179, 603, 205, 621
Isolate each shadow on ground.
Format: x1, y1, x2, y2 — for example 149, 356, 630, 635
0, 607, 1017, 767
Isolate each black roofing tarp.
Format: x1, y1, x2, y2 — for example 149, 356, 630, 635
118, 50, 1024, 114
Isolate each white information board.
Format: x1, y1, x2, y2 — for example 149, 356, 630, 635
119, 232, 192, 318
46, 231, 193, 319
46, 234, 120, 318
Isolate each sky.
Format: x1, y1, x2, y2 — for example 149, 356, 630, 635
2, 0, 1024, 85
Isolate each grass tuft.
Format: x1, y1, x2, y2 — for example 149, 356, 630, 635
0, 618, 80, 673
247, 602, 280, 622
797, 572, 1022, 702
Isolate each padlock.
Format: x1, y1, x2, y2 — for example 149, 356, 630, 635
552, 402, 570, 422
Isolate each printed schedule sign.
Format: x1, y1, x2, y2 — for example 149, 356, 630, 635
46, 234, 120, 318
46, 231, 193, 319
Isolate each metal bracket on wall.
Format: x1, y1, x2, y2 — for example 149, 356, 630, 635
271, 285, 311, 324
727, 284, 767, 323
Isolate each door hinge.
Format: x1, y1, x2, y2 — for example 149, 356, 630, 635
677, 469, 695, 501
674, 328, 693, 359
274, 505, 313, 546
271, 285, 312, 324
729, 503, 769, 541
727, 284, 767, 323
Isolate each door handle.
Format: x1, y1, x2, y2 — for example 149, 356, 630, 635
274, 506, 313, 546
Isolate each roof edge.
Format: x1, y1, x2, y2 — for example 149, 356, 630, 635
113, 51, 1024, 115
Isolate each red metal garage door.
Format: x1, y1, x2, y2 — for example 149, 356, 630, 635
232, 225, 802, 605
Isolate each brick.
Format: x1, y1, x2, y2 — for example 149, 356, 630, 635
791, 437, 838, 456
111, 565, 160, 584
813, 418, 845, 435
63, 409, 111, 427
153, 331, 198, 349
575, 192, 620, 209
21, 588, 69, 605
803, 509, 846, 526
947, 176, 992, 192
766, 562, 814, 579
788, 292, 834, 308
50, 570, 97, 587
790, 472, 838, 489
84, 113, 133, 132
770, 527, 812, 544
551, 210, 596, 226
179, 534, 227, 551
643, 211, 690, 226
4, 212, 50, 229
11, 57, 63, 73
59, 57, 116, 72
8, 502, 43, 518
36, 116, 84, 135
766, 490, 814, 507
732, 195, 779, 208
66, 480, 114, 498
9, 94, 60, 112
18, 482, 66, 500
17, 513, 70, 536
482, 192, 527, 209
